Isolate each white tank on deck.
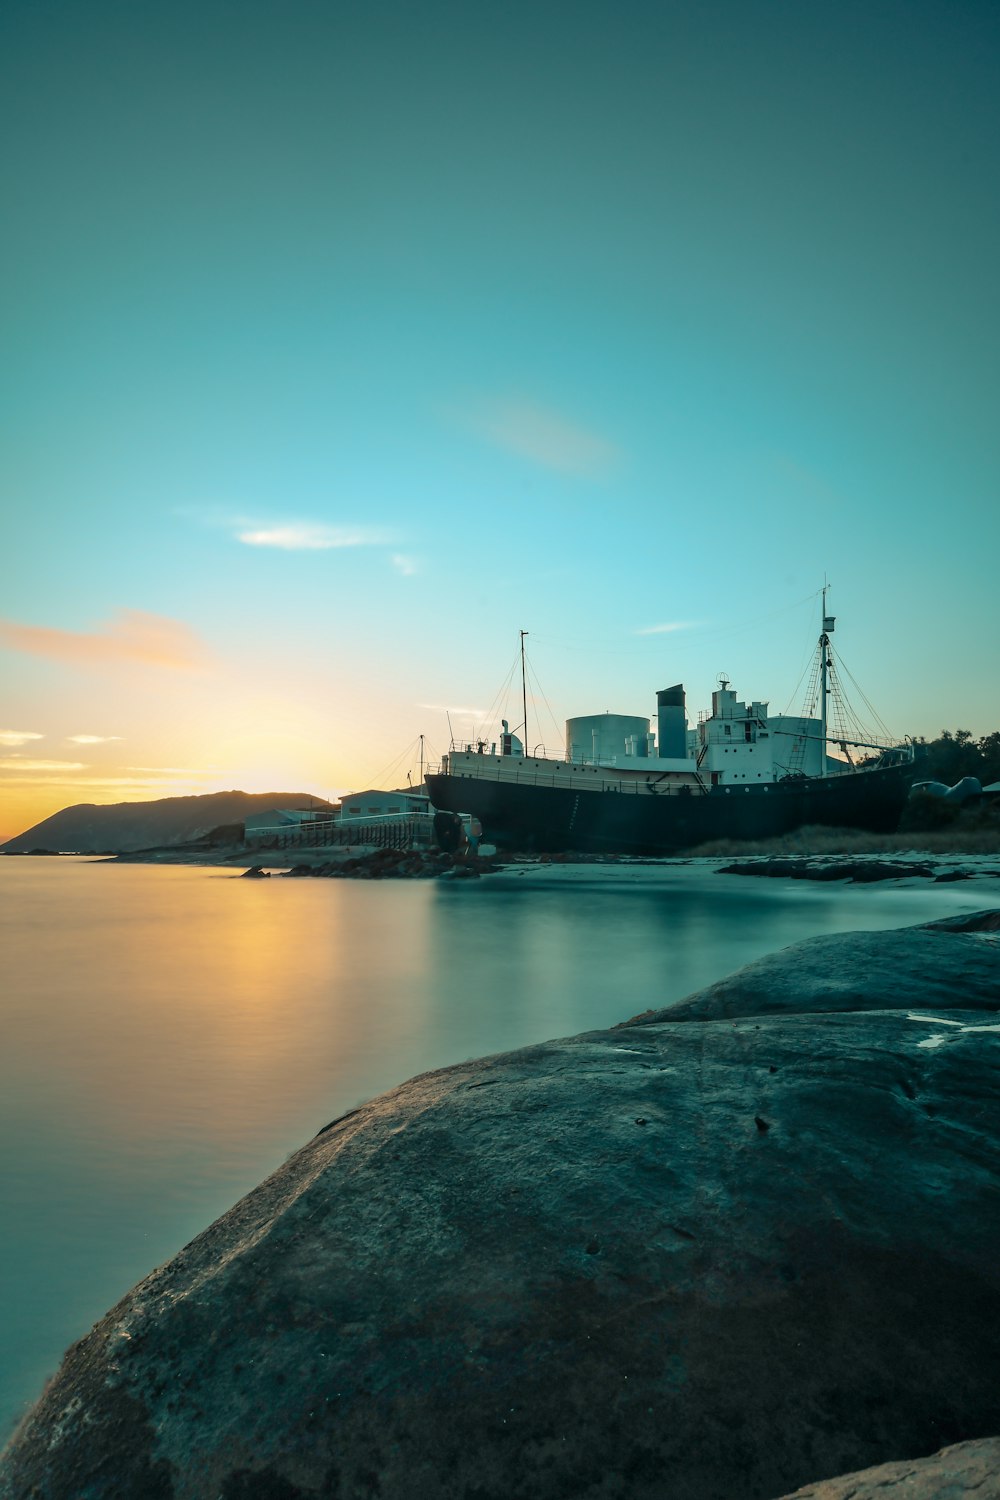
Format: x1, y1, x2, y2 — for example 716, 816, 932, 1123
567, 713, 651, 764
769, 715, 825, 776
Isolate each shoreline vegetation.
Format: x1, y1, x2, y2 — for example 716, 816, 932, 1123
680, 823, 1000, 858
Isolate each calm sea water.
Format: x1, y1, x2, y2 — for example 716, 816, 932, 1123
1, 855, 994, 1439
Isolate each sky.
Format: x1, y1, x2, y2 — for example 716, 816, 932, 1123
2, 0, 998, 839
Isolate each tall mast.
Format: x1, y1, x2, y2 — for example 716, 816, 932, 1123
520, 630, 529, 751
819, 583, 835, 775
419, 733, 424, 789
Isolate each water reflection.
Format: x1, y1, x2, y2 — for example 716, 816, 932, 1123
0, 857, 992, 1438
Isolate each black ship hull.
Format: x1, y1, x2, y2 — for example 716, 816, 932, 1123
425, 761, 915, 855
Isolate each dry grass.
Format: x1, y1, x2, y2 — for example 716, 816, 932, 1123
681, 824, 1000, 858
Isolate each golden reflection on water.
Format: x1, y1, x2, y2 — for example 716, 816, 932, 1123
1, 855, 992, 1441
2, 862, 435, 1160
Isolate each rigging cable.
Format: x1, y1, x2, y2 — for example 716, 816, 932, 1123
530, 587, 824, 658
468, 648, 521, 748
525, 654, 564, 755
831, 648, 895, 742
363, 735, 422, 791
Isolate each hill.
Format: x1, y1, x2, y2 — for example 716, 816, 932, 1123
1, 791, 331, 854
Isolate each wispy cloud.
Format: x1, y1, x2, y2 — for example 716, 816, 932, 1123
178, 506, 401, 557
391, 553, 419, 577
68, 734, 122, 745
635, 621, 699, 636
0, 775, 195, 790
124, 766, 218, 776
418, 703, 487, 717
237, 523, 396, 551
462, 397, 619, 477
0, 729, 44, 747
1, 759, 220, 791
0, 610, 209, 672
0, 758, 87, 772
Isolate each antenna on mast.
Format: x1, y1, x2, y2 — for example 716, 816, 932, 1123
520, 630, 529, 749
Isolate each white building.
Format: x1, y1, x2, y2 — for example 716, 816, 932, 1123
337, 789, 431, 821
244, 806, 335, 834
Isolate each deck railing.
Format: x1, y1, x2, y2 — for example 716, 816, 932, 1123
427, 760, 705, 797
245, 815, 436, 852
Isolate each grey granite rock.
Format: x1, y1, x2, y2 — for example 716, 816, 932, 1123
774, 1435, 1000, 1497
2, 912, 999, 1500
623, 907, 1000, 1023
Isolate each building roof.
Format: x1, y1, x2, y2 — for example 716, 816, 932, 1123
339, 788, 429, 801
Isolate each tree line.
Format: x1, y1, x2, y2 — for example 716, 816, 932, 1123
911, 729, 1000, 788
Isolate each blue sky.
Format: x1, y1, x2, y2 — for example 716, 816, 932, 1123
2, 0, 998, 834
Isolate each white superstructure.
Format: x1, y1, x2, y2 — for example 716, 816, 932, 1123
693, 679, 774, 786
447, 675, 835, 789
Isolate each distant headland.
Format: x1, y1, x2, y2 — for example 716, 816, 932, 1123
0, 790, 333, 856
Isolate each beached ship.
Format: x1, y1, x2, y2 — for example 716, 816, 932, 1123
424, 601, 917, 855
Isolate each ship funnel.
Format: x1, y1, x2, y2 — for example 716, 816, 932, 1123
656, 684, 687, 759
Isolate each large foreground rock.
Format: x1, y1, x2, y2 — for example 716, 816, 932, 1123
2, 913, 999, 1500
629, 907, 1000, 1023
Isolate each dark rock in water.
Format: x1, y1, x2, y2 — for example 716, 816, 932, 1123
774, 1435, 1000, 1497
3, 913, 999, 1500
727, 857, 855, 881
240, 865, 270, 878
718, 858, 935, 882
283, 848, 500, 881
847, 859, 935, 882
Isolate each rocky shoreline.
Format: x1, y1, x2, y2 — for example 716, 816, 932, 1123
279, 846, 504, 880
3, 909, 998, 1499
86, 843, 1000, 887
249, 847, 1000, 885
716, 855, 1000, 884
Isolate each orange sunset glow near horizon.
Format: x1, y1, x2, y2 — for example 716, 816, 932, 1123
4, 2, 999, 844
